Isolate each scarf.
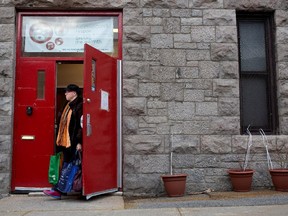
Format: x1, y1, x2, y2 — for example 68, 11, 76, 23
56, 103, 72, 148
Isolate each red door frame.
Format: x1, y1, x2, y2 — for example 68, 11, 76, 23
12, 11, 122, 192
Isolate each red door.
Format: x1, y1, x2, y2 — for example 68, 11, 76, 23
12, 61, 55, 190
82, 44, 118, 199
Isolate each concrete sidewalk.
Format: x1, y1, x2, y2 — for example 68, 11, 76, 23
0, 190, 288, 216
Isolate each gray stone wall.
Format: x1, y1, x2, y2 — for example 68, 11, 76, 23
0, 6, 15, 194
0, 0, 288, 196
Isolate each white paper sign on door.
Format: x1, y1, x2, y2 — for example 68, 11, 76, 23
100, 90, 109, 111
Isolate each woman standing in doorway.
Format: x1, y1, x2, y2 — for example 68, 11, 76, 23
44, 84, 83, 199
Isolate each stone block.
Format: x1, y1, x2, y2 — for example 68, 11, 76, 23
147, 99, 167, 109
224, 0, 287, 11
0, 42, 14, 61
183, 120, 211, 135
123, 61, 150, 79
124, 26, 151, 42
123, 173, 164, 196
0, 154, 10, 172
278, 97, 288, 116
174, 34, 191, 43
201, 135, 232, 153
219, 61, 239, 79
185, 79, 212, 90
124, 135, 164, 154
123, 8, 143, 25
0, 97, 12, 116
199, 61, 220, 78
123, 97, 147, 115
275, 10, 288, 26
196, 102, 218, 116
0, 135, 11, 154
153, 8, 170, 17
171, 135, 200, 153
277, 27, 288, 44
210, 117, 240, 135
0, 24, 14, 42
140, 0, 189, 8
141, 116, 168, 124
140, 155, 170, 173
0, 7, 15, 24
123, 79, 138, 96
143, 48, 161, 62
0, 173, 10, 193
187, 50, 210, 61
151, 66, 176, 82
171, 9, 192, 17
191, 26, 216, 42
172, 154, 195, 168
184, 89, 204, 102
139, 82, 160, 97
203, 9, 236, 26
161, 82, 184, 101
189, 0, 224, 8
213, 79, 239, 97
168, 102, 195, 120
163, 17, 181, 33
160, 49, 186, 66
123, 44, 144, 61
143, 17, 163, 26
278, 62, 288, 80
278, 80, 288, 97
0, 116, 11, 135
151, 34, 173, 48
211, 43, 238, 61
0, 60, 13, 78
181, 17, 203, 25
216, 26, 237, 43
277, 43, 288, 61
151, 25, 164, 33
194, 154, 222, 168
218, 97, 240, 116
123, 116, 138, 135
156, 123, 170, 134
177, 67, 199, 79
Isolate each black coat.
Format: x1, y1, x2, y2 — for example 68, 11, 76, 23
57, 96, 83, 162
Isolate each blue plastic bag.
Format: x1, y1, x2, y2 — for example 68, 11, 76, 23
56, 160, 80, 193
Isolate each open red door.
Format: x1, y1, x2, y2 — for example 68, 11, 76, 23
82, 44, 118, 199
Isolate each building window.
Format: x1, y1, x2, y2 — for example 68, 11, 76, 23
237, 12, 277, 134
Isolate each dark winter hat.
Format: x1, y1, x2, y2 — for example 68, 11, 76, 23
66, 84, 81, 96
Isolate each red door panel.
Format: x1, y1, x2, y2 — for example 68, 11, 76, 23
12, 61, 55, 190
82, 44, 118, 198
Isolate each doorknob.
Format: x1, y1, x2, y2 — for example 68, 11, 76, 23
87, 98, 91, 103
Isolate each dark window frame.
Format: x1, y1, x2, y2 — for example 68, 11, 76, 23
237, 11, 278, 135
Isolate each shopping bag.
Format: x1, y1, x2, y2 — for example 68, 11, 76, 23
56, 153, 81, 193
48, 152, 61, 185
72, 169, 82, 192
72, 152, 82, 192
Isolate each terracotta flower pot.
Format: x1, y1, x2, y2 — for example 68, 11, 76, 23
269, 169, 288, 192
161, 174, 187, 197
227, 169, 254, 192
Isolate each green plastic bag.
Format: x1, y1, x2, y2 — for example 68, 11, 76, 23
48, 152, 61, 185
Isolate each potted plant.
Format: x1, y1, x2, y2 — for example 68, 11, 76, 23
227, 127, 254, 192
261, 129, 288, 192
161, 134, 187, 197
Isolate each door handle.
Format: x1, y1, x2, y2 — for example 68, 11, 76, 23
86, 114, 92, 136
